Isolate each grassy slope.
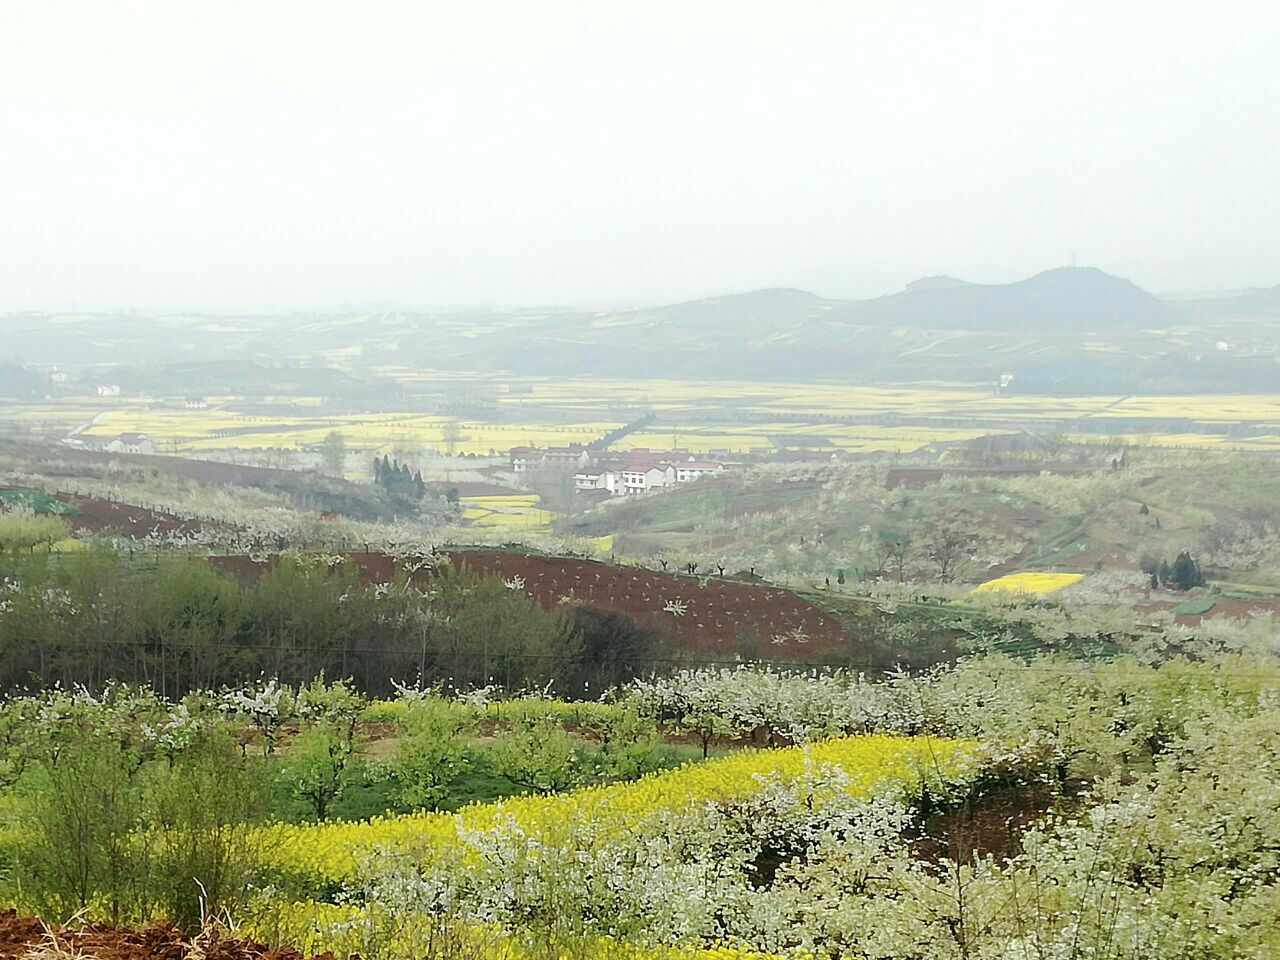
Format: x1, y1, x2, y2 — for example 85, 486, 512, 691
557, 454, 1280, 590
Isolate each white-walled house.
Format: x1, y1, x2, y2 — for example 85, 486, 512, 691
516, 444, 724, 498
112, 432, 156, 454
542, 446, 592, 469
510, 444, 592, 474
76, 432, 156, 454
674, 460, 724, 483
618, 463, 676, 495
510, 446, 541, 474
573, 468, 611, 492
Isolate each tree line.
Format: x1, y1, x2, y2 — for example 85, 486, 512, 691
0, 549, 661, 696
373, 453, 427, 499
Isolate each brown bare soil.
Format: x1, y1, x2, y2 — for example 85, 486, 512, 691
914, 781, 1080, 864
211, 549, 864, 661
59, 495, 230, 541
432, 550, 857, 659
0, 910, 334, 960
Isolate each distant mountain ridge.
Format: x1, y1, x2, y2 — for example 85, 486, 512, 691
1176, 283, 1280, 322
823, 267, 1174, 331
571, 267, 1179, 336
3, 266, 1277, 392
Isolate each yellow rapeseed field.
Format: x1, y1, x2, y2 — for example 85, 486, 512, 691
77, 409, 623, 456
255, 734, 972, 885
459, 494, 556, 532
245, 734, 972, 959
971, 572, 1084, 595
19, 376, 1280, 457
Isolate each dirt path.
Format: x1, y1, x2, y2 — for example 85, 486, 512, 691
0, 910, 331, 960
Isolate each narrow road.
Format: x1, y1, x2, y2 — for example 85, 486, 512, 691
66, 409, 106, 438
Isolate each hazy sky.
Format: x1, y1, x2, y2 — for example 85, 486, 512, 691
3, 1, 1278, 312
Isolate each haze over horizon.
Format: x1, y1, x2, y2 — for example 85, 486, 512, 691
3, 0, 1278, 313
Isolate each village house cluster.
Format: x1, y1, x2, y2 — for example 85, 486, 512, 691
65, 432, 157, 454
509, 445, 725, 496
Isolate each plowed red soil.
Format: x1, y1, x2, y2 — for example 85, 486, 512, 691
0, 910, 333, 960
449, 551, 856, 657
61, 495, 228, 540
211, 550, 862, 661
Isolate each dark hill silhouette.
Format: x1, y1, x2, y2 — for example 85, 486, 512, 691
825, 267, 1173, 330
1177, 283, 1280, 322
902, 275, 971, 293
615, 287, 833, 333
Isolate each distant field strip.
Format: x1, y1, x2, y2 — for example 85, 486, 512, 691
11, 378, 1280, 456
75, 409, 624, 455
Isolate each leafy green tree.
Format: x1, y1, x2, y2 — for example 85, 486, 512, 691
384, 699, 471, 810
138, 561, 246, 693
680, 702, 733, 759
319, 430, 347, 477
146, 727, 267, 929
1171, 550, 1205, 591
280, 727, 356, 819
296, 675, 366, 732
15, 705, 152, 924
581, 705, 666, 780
442, 419, 465, 456
281, 676, 365, 819
0, 512, 68, 553
489, 717, 584, 794
425, 566, 581, 689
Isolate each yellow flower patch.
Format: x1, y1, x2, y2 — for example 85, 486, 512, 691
971, 572, 1084, 595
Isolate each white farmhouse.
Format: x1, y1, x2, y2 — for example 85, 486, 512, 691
117, 432, 156, 454
510, 444, 592, 475
618, 462, 676, 495
674, 460, 724, 483
79, 432, 156, 454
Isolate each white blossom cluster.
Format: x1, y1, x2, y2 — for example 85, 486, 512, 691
339, 762, 929, 951
629, 664, 928, 742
